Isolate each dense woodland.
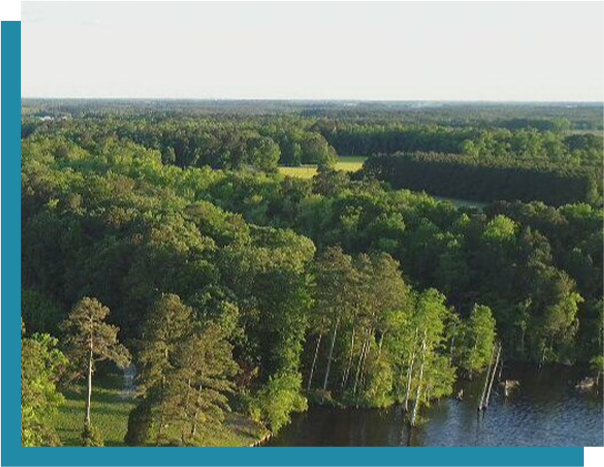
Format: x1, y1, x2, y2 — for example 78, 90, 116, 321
21, 100, 603, 446
362, 152, 602, 206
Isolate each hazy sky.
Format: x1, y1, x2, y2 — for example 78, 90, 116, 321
22, 1, 604, 101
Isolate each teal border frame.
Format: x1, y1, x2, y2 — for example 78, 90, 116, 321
0, 20, 21, 450
7, 14, 604, 460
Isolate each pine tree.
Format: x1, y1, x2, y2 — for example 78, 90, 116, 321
136, 294, 239, 446
61, 297, 130, 446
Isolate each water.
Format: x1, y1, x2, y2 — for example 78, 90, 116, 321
267, 365, 603, 447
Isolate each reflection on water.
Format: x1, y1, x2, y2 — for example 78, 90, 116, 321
267, 365, 603, 447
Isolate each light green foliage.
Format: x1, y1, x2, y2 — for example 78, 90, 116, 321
483, 215, 518, 243
590, 356, 603, 383
462, 305, 497, 374
21, 320, 67, 446
250, 372, 308, 433
403, 289, 456, 421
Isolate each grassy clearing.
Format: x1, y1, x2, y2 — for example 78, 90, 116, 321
279, 156, 366, 179
55, 374, 133, 446
279, 165, 318, 179
55, 374, 268, 447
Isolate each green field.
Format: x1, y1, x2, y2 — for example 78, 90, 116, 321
279, 156, 366, 179
55, 375, 268, 447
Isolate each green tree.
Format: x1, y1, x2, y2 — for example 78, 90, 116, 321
300, 132, 337, 168
590, 355, 604, 386
462, 305, 497, 375
246, 136, 281, 172
313, 247, 358, 392
136, 294, 194, 445
136, 294, 239, 446
169, 323, 239, 445
407, 289, 456, 426
21, 319, 67, 446
250, 372, 308, 432
61, 297, 131, 446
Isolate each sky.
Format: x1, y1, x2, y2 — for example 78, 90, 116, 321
22, 1, 604, 101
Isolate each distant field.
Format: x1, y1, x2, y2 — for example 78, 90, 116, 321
569, 129, 604, 136
279, 156, 366, 179
55, 374, 267, 447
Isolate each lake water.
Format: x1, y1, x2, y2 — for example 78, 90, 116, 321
266, 365, 603, 447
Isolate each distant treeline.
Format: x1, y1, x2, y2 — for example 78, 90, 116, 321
21, 117, 338, 170
22, 99, 604, 130
320, 122, 603, 166
362, 152, 603, 206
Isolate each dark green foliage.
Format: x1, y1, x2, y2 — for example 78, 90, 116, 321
362, 152, 602, 206
124, 400, 153, 446
137, 294, 239, 446
21, 288, 64, 335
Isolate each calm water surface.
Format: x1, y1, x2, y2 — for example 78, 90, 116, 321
267, 365, 603, 446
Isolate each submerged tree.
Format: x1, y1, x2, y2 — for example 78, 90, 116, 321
61, 297, 131, 446
590, 356, 604, 386
406, 289, 456, 426
461, 305, 497, 375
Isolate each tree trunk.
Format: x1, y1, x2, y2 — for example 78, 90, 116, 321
190, 385, 202, 441
403, 329, 418, 412
359, 330, 374, 388
449, 323, 457, 363
484, 344, 501, 410
479, 345, 495, 411
307, 332, 323, 391
410, 331, 427, 427
341, 327, 356, 390
85, 346, 93, 428
322, 315, 340, 391
181, 377, 192, 445
539, 342, 548, 369
353, 337, 370, 396
156, 387, 164, 446
377, 331, 385, 358
156, 348, 169, 446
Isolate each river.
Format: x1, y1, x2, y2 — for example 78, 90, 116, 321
266, 365, 603, 447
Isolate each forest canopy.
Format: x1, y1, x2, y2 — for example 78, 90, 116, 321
20, 100, 603, 446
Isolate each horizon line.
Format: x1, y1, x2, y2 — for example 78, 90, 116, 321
21, 96, 604, 105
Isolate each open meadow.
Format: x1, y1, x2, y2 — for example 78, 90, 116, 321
279, 156, 366, 178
